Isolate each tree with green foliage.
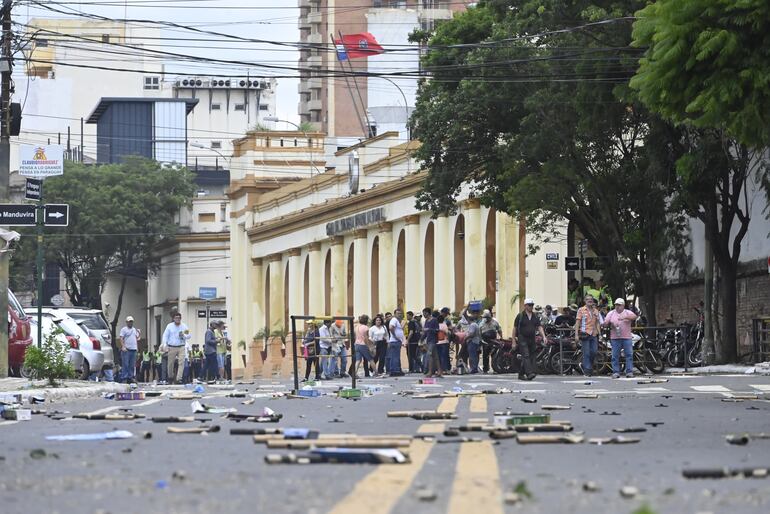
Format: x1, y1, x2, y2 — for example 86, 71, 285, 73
410, 0, 688, 323
11, 157, 196, 337
631, 0, 770, 362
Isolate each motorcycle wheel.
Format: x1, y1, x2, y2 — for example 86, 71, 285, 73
665, 348, 682, 368
686, 346, 703, 368
646, 350, 666, 374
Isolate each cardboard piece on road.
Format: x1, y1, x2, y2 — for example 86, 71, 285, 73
166, 425, 221, 434
517, 434, 584, 444
266, 438, 411, 449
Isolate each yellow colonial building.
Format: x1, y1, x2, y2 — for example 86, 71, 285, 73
227, 130, 567, 378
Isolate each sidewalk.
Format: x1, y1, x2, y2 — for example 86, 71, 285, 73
0, 377, 129, 402
667, 362, 770, 375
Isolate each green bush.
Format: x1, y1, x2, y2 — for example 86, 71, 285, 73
23, 328, 75, 386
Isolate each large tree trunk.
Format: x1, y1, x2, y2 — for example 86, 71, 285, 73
638, 273, 658, 327
702, 240, 716, 365
718, 265, 739, 363
110, 274, 129, 343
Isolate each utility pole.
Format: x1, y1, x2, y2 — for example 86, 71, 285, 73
0, 0, 13, 377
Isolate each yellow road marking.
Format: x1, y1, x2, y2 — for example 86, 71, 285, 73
417, 423, 445, 434
447, 441, 503, 514
469, 394, 487, 413
437, 396, 459, 413
328, 439, 434, 514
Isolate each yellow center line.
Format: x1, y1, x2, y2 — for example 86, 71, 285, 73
328, 439, 434, 514
437, 396, 459, 413
417, 423, 446, 434
469, 394, 487, 413
447, 441, 503, 514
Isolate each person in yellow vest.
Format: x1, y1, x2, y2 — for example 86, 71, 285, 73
140, 347, 152, 383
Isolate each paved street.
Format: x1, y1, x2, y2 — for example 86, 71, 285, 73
1, 373, 769, 514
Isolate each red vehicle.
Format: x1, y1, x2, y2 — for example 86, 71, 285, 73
7, 290, 33, 376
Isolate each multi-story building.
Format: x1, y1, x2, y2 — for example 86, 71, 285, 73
298, 1, 469, 147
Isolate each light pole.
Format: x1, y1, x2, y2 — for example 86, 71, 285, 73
263, 116, 320, 177
190, 142, 229, 172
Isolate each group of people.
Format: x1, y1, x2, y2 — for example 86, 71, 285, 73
116, 312, 232, 384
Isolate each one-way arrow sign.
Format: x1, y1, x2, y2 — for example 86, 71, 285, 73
43, 204, 69, 226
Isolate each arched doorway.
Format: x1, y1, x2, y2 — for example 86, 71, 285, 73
371, 236, 380, 315
303, 255, 310, 315
485, 210, 497, 308
424, 221, 435, 309
396, 229, 405, 312
347, 243, 355, 317
453, 215, 465, 313
324, 249, 331, 316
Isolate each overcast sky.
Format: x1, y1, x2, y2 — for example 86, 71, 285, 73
18, 0, 301, 123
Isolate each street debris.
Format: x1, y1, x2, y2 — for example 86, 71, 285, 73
515, 423, 573, 433
612, 427, 647, 433
619, 486, 639, 498
387, 410, 457, 420
517, 434, 584, 444
190, 400, 237, 414
637, 378, 669, 384
73, 412, 145, 420
541, 405, 571, 411
45, 430, 134, 441
574, 393, 599, 399
682, 467, 769, 479
583, 481, 600, 492
224, 412, 283, 423
644, 422, 664, 427
2, 408, 31, 421
503, 492, 522, 505
30, 396, 46, 404
416, 487, 437, 502
29, 448, 49, 459
166, 425, 221, 434
151, 416, 196, 423
654, 404, 669, 407
265, 448, 409, 464
599, 411, 621, 416
267, 438, 411, 449
521, 398, 537, 403
436, 437, 483, 444
588, 436, 641, 445
494, 412, 551, 426
725, 434, 749, 445
115, 392, 145, 401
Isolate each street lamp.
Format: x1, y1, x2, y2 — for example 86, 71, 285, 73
189, 142, 229, 172
263, 116, 320, 177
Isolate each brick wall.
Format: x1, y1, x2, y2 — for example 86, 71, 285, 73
655, 270, 770, 357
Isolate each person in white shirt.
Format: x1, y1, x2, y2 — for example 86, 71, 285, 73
368, 315, 389, 376
387, 309, 406, 376
162, 312, 191, 384
318, 319, 333, 380
118, 316, 140, 383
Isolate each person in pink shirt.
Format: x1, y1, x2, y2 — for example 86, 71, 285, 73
603, 298, 638, 378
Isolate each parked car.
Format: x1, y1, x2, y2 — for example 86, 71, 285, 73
41, 308, 104, 380
54, 308, 115, 374
28, 314, 84, 374
7, 289, 33, 377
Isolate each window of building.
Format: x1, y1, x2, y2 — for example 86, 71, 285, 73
211, 103, 221, 110
234, 104, 246, 111
144, 76, 160, 90
211, 141, 222, 149
198, 213, 216, 223
259, 104, 268, 111
101, 34, 111, 43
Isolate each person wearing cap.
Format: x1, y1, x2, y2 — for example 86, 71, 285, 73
118, 315, 141, 383
603, 298, 638, 378
574, 294, 602, 377
512, 299, 546, 380
478, 309, 502, 373
543, 305, 556, 324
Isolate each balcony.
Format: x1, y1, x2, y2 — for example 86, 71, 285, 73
307, 55, 323, 68
307, 33, 323, 45
308, 11, 322, 25
308, 99, 323, 112
308, 77, 322, 90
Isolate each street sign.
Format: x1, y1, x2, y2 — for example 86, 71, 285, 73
199, 287, 217, 300
545, 252, 559, 261
50, 294, 65, 307
25, 178, 42, 201
0, 204, 36, 225
43, 204, 69, 226
198, 309, 226, 319
565, 257, 580, 271
19, 144, 64, 177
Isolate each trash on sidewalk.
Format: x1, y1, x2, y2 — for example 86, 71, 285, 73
2, 409, 31, 421
583, 481, 600, 492
682, 467, 769, 479
517, 434, 584, 444
619, 486, 639, 499
541, 405, 571, 411
265, 448, 409, 465
190, 400, 237, 414
45, 430, 134, 441
612, 427, 647, 433
115, 392, 145, 401
73, 412, 145, 421
588, 436, 641, 445
166, 425, 221, 434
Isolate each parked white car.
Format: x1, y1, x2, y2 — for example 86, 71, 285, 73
40, 308, 104, 380
54, 308, 115, 372
28, 314, 85, 374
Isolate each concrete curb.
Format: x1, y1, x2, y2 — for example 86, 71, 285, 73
0, 380, 130, 403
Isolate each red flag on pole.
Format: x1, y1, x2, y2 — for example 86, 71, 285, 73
335, 32, 384, 59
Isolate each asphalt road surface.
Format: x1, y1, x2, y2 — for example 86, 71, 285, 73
1, 372, 769, 514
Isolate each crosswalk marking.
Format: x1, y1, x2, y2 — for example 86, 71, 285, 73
437, 396, 459, 413
417, 423, 445, 434
132, 398, 162, 407
750, 384, 770, 391
469, 395, 487, 413
0, 420, 19, 427
447, 440, 503, 514
691, 385, 731, 392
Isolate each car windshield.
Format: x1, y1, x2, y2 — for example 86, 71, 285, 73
68, 312, 109, 331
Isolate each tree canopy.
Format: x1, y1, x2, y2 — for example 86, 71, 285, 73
630, 0, 770, 148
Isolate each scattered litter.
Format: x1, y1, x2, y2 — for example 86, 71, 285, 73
74, 413, 145, 421
230, 428, 284, 436
721, 398, 744, 403
151, 416, 195, 423
644, 422, 664, 427
155, 480, 168, 490
29, 448, 48, 459
726, 434, 749, 445
143, 432, 152, 439
521, 398, 537, 404
746, 406, 760, 410
494, 412, 551, 426
517, 434, 584, 444
612, 427, 647, 433
655, 404, 669, 408
727, 394, 759, 400
190, 400, 237, 414
503, 492, 521, 505
224, 412, 282, 423
387, 410, 457, 420
192, 385, 205, 394
513, 481, 533, 499
574, 393, 599, 399
242, 398, 256, 405
338, 388, 363, 399
541, 405, 571, 411
266, 438, 410, 449
172, 470, 186, 481
46, 430, 134, 441
262, 407, 275, 417
619, 486, 639, 498
589, 436, 641, 445
2, 409, 31, 421
116, 392, 145, 401
265, 448, 409, 464
419, 378, 436, 385
297, 388, 321, 398
101, 393, 115, 400
30, 396, 46, 404
416, 487, 437, 502
683, 467, 769, 479
583, 481, 600, 492
436, 437, 483, 444
489, 431, 517, 440
637, 378, 669, 384
515, 423, 573, 433
599, 411, 621, 416
166, 425, 221, 434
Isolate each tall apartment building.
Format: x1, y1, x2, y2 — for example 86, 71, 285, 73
298, 1, 468, 148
